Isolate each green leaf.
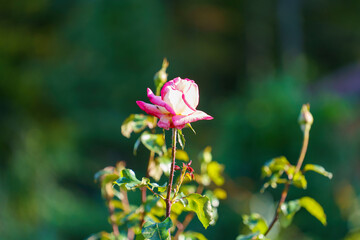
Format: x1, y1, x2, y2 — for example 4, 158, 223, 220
180, 231, 207, 240
121, 114, 155, 138
114, 169, 149, 191
207, 161, 225, 186
213, 188, 227, 200
148, 158, 163, 181
279, 200, 301, 227
148, 182, 167, 193
144, 197, 160, 213
199, 146, 212, 163
156, 157, 171, 176
140, 132, 166, 155
141, 218, 173, 240
175, 149, 189, 161
292, 172, 307, 189
183, 193, 213, 229
236, 232, 267, 240
303, 164, 333, 179
166, 148, 189, 161
177, 129, 185, 150
242, 213, 268, 234
299, 197, 327, 226
262, 156, 290, 178
94, 168, 114, 182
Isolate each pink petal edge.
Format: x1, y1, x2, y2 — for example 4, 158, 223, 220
172, 110, 213, 127
136, 101, 164, 118
147, 88, 176, 115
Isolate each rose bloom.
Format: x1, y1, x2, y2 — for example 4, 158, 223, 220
136, 77, 213, 130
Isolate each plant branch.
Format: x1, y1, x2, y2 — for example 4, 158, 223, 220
264, 128, 310, 236
140, 150, 155, 226
106, 196, 120, 237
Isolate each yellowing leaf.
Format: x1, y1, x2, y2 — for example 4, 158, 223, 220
140, 132, 166, 155
303, 164, 333, 179
299, 197, 327, 226
213, 188, 227, 200
242, 213, 268, 234
207, 161, 225, 186
183, 193, 214, 229
121, 114, 154, 138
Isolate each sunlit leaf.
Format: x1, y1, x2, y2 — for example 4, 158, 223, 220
180, 231, 207, 240
183, 193, 213, 229
110, 200, 124, 210
207, 161, 225, 186
94, 167, 115, 182
114, 169, 149, 191
121, 114, 155, 138
175, 149, 189, 161
236, 232, 267, 240
199, 146, 212, 163
279, 200, 301, 227
261, 156, 290, 178
148, 158, 163, 181
141, 218, 173, 240
242, 213, 268, 234
148, 182, 167, 193
177, 129, 185, 150
140, 132, 166, 155
213, 188, 227, 200
292, 172, 307, 189
299, 197, 327, 226
156, 157, 171, 176
303, 164, 333, 179
166, 148, 189, 161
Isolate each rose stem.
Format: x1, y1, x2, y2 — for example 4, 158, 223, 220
264, 127, 310, 237
165, 128, 177, 235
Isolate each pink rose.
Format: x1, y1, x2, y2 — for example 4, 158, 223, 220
136, 77, 213, 130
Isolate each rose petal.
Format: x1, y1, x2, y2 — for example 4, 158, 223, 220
163, 88, 193, 115
183, 81, 199, 110
147, 88, 176, 115
172, 110, 213, 127
136, 101, 167, 118
157, 115, 172, 130
161, 77, 179, 99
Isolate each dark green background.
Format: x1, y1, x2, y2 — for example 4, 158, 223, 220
1, 0, 359, 239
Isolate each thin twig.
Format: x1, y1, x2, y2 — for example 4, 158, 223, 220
264, 128, 310, 236
106, 197, 120, 237
140, 151, 155, 226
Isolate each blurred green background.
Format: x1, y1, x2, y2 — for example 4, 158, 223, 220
1, 0, 360, 239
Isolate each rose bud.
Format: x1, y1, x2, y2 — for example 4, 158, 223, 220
174, 165, 181, 171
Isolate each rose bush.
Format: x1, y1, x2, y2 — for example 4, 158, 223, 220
136, 77, 213, 129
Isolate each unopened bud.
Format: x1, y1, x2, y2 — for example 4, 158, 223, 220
174, 165, 181, 171
154, 58, 169, 91
298, 104, 313, 132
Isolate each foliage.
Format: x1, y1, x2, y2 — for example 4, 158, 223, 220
87, 61, 225, 240
237, 105, 332, 239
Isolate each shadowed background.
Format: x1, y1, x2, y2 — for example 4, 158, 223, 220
0, 0, 359, 239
